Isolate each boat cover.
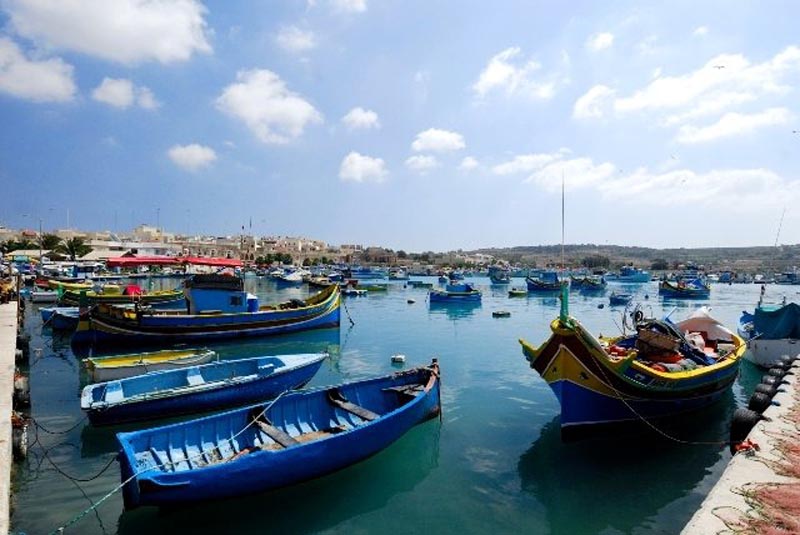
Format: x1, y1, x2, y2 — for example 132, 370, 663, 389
754, 303, 800, 339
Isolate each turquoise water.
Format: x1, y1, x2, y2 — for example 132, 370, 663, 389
11, 278, 777, 534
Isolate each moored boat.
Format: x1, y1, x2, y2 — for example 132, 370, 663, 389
525, 271, 563, 293
739, 300, 800, 368
116, 360, 441, 508
508, 287, 528, 297
519, 296, 744, 437
607, 266, 651, 283
609, 292, 633, 306
488, 266, 511, 284
30, 289, 59, 303
429, 282, 481, 302
570, 275, 607, 292
72, 274, 341, 348
58, 285, 184, 307
658, 279, 710, 299
83, 348, 218, 382
82, 353, 327, 425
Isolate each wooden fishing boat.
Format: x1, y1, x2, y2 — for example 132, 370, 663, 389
570, 275, 607, 292
47, 279, 94, 291
59, 285, 184, 306
341, 287, 367, 296
609, 292, 633, 306
658, 279, 710, 299
488, 266, 511, 284
71, 275, 340, 348
520, 300, 744, 437
116, 360, 441, 508
408, 280, 433, 289
30, 289, 59, 303
275, 271, 304, 286
508, 288, 528, 297
81, 353, 327, 425
606, 266, 651, 283
429, 282, 481, 302
526, 271, 563, 293
83, 348, 218, 382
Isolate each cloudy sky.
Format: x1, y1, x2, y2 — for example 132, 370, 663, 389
1, 1, 799, 251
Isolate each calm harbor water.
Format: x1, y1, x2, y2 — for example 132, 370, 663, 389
11, 277, 781, 534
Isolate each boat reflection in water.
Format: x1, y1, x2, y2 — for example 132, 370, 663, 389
117, 420, 441, 533
517, 401, 733, 534
428, 300, 482, 321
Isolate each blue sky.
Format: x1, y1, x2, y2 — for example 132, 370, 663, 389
1, 0, 799, 252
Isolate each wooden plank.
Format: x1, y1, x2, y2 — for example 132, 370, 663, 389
328, 391, 379, 421
255, 420, 298, 448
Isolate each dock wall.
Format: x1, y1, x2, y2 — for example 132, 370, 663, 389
0, 302, 18, 535
682, 359, 800, 534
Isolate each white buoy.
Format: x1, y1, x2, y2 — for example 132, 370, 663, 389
391, 354, 406, 364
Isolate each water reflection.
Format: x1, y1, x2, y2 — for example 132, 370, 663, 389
518, 394, 734, 534
428, 300, 482, 320
117, 420, 441, 534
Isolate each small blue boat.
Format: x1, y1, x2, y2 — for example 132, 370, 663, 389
116, 361, 441, 508
607, 266, 651, 283
488, 266, 511, 284
41, 306, 80, 329
526, 271, 563, 293
570, 275, 607, 292
609, 292, 633, 306
659, 279, 710, 299
81, 353, 327, 426
429, 282, 481, 302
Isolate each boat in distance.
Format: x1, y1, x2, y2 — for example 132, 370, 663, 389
83, 348, 218, 382
116, 360, 441, 508
739, 301, 800, 368
520, 304, 744, 437
82, 353, 327, 426
71, 274, 341, 348
429, 282, 481, 302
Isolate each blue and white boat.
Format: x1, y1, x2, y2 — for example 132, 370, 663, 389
526, 271, 563, 293
739, 300, 800, 368
41, 306, 80, 329
81, 353, 327, 426
488, 266, 511, 285
116, 361, 441, 508
429, 282, 481, 302
609, 292, 633, 306
659, 279, 710, 299
607, 266, 651, 283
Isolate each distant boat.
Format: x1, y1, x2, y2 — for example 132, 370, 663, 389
526, 271, 563, 293
520, 306, 745, 436
570, 275, 607, 292
388, 268, 409, 280
608, 292, 633, 306
508, 288, 528, 297
30, 289, 59, 303
341, 287, 367, 296
275, 271, 304, 286
739, 301, 800, 368
81, 353, 327, 425
359, 283, 388, 292
488, 266, 511, 284
58, 285, 183, 306
607, 266, 651, 283
116, 360, 441, 509
658, 279, 710, 299
83, 347, 218, 382
408, 280, 433, 289
429, 282, 481, 302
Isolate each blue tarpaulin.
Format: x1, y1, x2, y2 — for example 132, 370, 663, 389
754, 303, 800, 339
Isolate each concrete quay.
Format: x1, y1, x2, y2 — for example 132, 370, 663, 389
682, 359, 800, 534
0, 302, 18, 535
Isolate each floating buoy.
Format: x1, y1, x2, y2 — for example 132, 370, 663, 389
492, 311, 511, 318
407, 299, 415, 304
644, 294, 649, 300
391, 354, 406, 364
597, 304, 604, 309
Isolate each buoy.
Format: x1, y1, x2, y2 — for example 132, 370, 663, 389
748, 392, 773, 413
391, 354, 406, 364
597, 304, 604, 309
407, 299, 415, 304
492, 311, 511, 318
644, 294, 649, 300
730, 407, 764, 454
754, 382, 780, 398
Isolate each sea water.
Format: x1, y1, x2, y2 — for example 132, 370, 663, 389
11, 277, 779, 534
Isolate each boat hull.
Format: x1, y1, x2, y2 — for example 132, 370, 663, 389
84, 354, 326, 426
59, 289, 184, 306
745, 338, 800, 368
117, 364, 441, 508
85, 349, 218, 382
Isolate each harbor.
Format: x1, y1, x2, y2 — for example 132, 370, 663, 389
2, 272, 795, 534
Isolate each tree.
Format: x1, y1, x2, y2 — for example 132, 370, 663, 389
397, 250, 408, 259
581, 255, 610, 269
55, 237, 93, 260
40, 233, 61, 250
650, 259, 668, 271
302, 257, 311, 266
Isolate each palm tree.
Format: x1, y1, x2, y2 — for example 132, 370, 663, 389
39, 233, 61, 251
55, 237, 93, 261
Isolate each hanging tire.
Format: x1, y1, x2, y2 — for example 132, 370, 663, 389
777, 354, 797, 366
748, 392, 773, 413
765, 367, 786, 379
761, 375, 784, 386
754, 382, 779, 398
730, 408, 763, 454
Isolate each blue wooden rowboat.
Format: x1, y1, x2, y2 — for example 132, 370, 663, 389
609, 292, 633, 306
526, 271, 564, 293
116, 360, 441, 508
71, 275, 341, 348
429, 282, 481, 302
81, 353, 327, 426
41, 306, 80, 330
658, 279, 710, 299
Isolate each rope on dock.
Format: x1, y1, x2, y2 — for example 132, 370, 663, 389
32, 415, 88, 435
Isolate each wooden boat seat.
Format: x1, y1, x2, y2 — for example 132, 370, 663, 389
382, 384, 425, 398
254, 419, 298, 448
327, 389, 379, 421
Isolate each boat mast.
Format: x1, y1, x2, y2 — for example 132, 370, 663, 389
559, 171, 569, 323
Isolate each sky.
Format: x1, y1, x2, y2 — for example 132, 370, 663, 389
1, 0, 799, 252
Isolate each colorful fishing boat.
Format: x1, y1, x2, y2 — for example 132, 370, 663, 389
508, 287, 528, 297
49, 307, 80, 330
429, 282, 481, 302
83, 348, 218, 382
519, 297, 744, 437
488, 266, 511, 284
47, 279, 94, 291
82, 353, 327, 425
275, 271, 305, 286
116, 361, 441, 508
739, 300, 800, 368
607, 266, 651, 283
526, 271, 563, 293
71, 275, 341, 348
388, 268, 409, 280
359, 283, 388, 292
570, 275, 607, 292
609, 292, 633, 306
30, 289, 59, 303
658, 279, 710, 299
341, 287, 367, 296
408, 280, 433, 289
58, 285, 184, 306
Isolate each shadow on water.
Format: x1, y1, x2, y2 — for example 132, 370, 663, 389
428, 300, 482, 320
116, 419, 441, 535
518, 392, 735, 535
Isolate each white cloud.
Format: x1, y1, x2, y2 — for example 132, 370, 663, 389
693, 26, 709, 37
676, 107, 791, 144
0, 37, 75, 102
586, 32, 614, 52
331, 0, 367, 12
275, 26, 316, 53
405, 155, 439, 174
342, 107, 380, 130
168, 144, 217, 171
339, 152, 387, 182
4, 0, 212, 64
216, 69, 322, 144
91, 77, 159, 109
459, 156, 479, 171
492, 152, 566, 175
411, 128, 465, 152
573, 84, 615, 119
472, 47, 558, 99
524, 156, 616, 192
